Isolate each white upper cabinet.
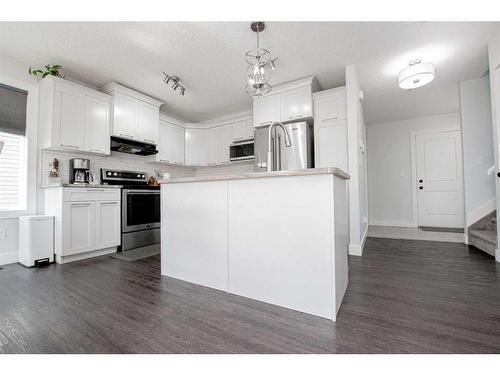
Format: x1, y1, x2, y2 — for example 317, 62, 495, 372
253, 94, 281, 127
281, 85, 313, 122
253, 77, 317, 128
102, 83, 162, 145
157, 119, 185, 165
112, 91, 137, 140
245, 119, 254, 139
137, 101, 160, 145
55, 86, 86, 150
85, 96, 111, 154
206, 127, 219, 165
217, 125, 233, 164
185, 128, 206, 166
39, 76, 112, 155
313, 87, 348, 171
232, 121, 248, 142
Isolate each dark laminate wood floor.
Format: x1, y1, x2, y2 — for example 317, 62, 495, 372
1, 238, 500, 353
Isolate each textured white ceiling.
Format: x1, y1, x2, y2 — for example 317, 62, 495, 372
0, 22, 498, 124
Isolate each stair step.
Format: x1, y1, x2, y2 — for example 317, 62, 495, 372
469, 229, 497, 245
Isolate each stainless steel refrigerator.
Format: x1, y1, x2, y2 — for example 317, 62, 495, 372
254, 121, 314, 172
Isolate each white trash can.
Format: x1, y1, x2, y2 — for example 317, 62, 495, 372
18, 215, 55, 267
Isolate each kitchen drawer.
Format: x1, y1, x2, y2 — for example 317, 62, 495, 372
63, 188, 121, 202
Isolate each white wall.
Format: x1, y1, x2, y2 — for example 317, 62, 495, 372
367, 113, 461, 227
488, 32, 500, 262
346, 64, 368, 256
460, 75, 496, 227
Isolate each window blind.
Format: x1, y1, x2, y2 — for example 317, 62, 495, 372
0, 130, 26, 211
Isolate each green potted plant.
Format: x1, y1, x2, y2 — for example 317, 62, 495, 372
28, 64, 63, 79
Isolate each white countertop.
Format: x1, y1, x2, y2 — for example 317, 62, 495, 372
40, 183, 123, 189
158, 167, 349, 184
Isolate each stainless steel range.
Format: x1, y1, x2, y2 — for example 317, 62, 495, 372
101, 169, 160, 252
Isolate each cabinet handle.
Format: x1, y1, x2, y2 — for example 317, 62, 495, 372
119, 134, 134, 139
87, 189, 105, 192
289, 114, 303, 120
61, 144, 79, 149
173, 162, 183, 165
89, 148, 104, 153
321, 116, 339, 122
260, 121, 272, 126
159, 159, 170, 163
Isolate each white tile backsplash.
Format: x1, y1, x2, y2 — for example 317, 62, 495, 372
41, 150, 195, 185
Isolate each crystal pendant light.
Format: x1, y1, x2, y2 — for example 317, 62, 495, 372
245, 21, 277, 97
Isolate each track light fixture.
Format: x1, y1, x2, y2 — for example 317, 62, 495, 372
163, 72, 186, 96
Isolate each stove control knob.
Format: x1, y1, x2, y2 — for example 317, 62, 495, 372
142, 174, 145, 178
113, 172, 117, 176
107, 172, 112, 176
137, 174, 141, 178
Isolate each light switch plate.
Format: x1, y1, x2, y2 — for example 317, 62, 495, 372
0, 228, 6, 240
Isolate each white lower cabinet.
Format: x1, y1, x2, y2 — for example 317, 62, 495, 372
63, 201, 95, 256
45, 187, 121, 264
94, 201, 121, 249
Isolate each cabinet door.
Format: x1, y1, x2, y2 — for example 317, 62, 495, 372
253, 94, 281, 127
137, 101, 159, 144
232, 121, 247, 142
185, 128, 206, 166
62, 202, 94, 256
94, 201, 121, 249
218, 125, 233, 164
113, 92, 137, 140
281, 86, 313, 122
174, 125, 185, 165
206, 127, 219, 165
245, 119, 254, 139
315, 119, 348, 171
315, 93, 347, 122
85, 95, 111, 155
54, 86, 86, 150
157, 120, 171, 163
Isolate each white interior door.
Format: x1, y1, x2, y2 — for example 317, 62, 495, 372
416, 131, 464, 228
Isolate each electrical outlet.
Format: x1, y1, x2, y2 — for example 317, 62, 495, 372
0, 228, 6, 240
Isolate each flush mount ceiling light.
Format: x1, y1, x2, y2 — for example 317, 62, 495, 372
163, 73, 186, 96
398, 59, 435, 90
245, 21, 278, 97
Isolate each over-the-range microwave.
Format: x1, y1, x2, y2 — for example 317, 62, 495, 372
229, 140, 254, 161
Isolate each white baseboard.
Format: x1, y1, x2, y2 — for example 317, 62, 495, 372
348, 244, 363, 256
467, 198, 496, 227
349, 225, 369, 257
56, 247, 117, 264
0, 251, 18, 266
368, 219, 417, 228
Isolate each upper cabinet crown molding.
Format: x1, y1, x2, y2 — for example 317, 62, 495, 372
312, 85, 346, 101
264, 76, 319, 96
101, 82, 163, 107
159, 112, 185, 127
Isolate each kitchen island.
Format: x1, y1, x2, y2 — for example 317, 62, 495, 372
159, 167, 350, 321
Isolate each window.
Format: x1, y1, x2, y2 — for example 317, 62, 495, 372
0, 83, 28, 212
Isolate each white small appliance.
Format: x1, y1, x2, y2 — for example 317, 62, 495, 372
18, 215, 54, 267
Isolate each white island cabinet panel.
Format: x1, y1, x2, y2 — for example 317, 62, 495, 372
227, 175, 335, 319
161, 181, 228, 291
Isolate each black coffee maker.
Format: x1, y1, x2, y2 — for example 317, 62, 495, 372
69, 158, 93, 184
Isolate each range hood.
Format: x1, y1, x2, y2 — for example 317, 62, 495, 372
110, 136, 158, 156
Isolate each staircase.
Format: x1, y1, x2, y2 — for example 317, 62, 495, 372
468, 211, 497, 257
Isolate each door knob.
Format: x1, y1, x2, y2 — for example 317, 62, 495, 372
419, 186, 423, 190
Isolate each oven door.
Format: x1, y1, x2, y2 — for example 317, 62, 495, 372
122, 189, 161, 233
